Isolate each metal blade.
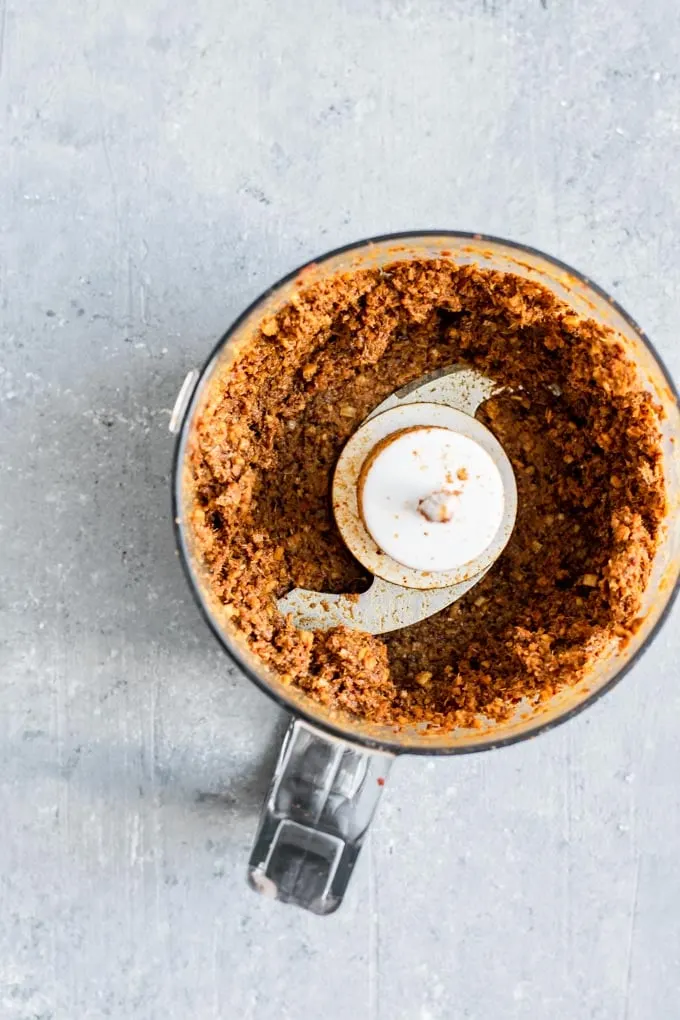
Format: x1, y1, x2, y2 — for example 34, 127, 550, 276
276, 365, 502, 634
367, 364, 498, 420
277, 573, 487, 635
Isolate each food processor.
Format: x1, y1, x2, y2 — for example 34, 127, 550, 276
170, 232, 680, 915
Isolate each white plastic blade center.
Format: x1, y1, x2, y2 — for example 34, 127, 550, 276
359, 425, 505, 573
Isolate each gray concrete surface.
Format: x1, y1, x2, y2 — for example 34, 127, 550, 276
2, 1, 680, 1017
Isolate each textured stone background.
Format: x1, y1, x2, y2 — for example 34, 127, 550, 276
2, 1, 680, 1017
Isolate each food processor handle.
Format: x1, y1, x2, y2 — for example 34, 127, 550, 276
248, 717, 394, 914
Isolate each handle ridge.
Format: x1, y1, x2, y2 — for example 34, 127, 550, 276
248, 719, 393, 914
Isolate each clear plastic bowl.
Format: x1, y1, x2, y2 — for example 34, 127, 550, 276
173, 232, 680, 914
173, 232, 680, 756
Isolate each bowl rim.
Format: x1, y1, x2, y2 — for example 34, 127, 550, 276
171, 229, 680, 756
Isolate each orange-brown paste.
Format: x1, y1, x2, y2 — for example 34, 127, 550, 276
187, 261, 666, 730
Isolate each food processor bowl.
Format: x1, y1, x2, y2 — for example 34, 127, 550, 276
171, 233, 680, 913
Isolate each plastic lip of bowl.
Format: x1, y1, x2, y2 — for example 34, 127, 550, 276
172, 230, 680, 757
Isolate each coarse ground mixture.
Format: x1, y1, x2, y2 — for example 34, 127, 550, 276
186, 260, 666, 730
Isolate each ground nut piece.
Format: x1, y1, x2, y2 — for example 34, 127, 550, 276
260, 317, 279, 336
188, 260, 665, 732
